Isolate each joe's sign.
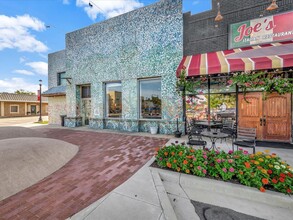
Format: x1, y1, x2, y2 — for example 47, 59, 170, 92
229, 11, 293, 49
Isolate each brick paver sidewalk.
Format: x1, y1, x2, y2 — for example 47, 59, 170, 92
0, 129, 168, 220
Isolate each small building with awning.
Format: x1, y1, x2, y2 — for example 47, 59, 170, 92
177, 1, 293, 143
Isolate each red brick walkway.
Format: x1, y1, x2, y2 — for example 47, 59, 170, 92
0, 129, 168, 220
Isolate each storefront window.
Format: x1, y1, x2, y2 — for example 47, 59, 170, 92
186, 95, 208, 121
140, 78, 161, 119
106, 82, 122, 118
210, 94, 236, 122
210, 77, 236, 93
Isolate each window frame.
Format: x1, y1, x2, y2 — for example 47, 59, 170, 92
139, 77, 162, 119
105, 81, 122, 118
10, 105, 19, 114
81, 85, 91, 99
57, 72, 66, 86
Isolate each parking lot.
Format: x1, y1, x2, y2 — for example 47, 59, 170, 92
0, 116, 48, 127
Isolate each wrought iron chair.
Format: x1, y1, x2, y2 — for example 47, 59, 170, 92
232, 127, 256, 154
187, 126, 207, 149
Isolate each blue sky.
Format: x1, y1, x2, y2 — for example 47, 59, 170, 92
0, 0, 211, 93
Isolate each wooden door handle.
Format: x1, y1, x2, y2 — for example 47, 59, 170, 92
260, 118, 263, 126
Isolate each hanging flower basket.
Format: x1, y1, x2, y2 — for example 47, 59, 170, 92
228, 70, 293, 101
176, 67, 201, 95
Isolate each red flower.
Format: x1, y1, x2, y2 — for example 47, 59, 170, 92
279, 177, 285, 183
167, 162, 172, 168
280, 173, 286, 178
183, 160, 188, 165
288, 173, 293, 178
260, 187, 266, 192
262, 178, 269, 185
267, 170, 273, 175
244, 162, 251, 168
287, 188, 292, 193
272, 178, 278, 184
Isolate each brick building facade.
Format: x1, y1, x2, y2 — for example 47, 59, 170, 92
184, 0, 293, 55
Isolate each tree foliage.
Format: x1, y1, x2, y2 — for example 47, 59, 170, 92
14, 89, 36, 95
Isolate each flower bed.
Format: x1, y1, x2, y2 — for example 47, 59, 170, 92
155, 144, 293, 195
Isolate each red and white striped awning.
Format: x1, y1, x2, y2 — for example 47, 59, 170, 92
177, 41, 293, 77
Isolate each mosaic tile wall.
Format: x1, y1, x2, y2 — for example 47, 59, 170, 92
47, 96, 66, 125
61, 0, 183, 134
48, 50, 66, 89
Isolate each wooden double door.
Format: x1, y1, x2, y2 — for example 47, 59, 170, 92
238, 92, 291, 142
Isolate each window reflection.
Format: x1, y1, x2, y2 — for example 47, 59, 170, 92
106, 82, 122, 118
186, 95, 208, 121
210, 94, 236, 121
140, 79, 161, 119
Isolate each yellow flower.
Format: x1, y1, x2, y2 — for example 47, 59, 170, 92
266, 155, 271, 159
281, 161, 286, 164
256, 152, 263, 155
258, 158, 264, 162
261, 169, 267, 174
269, 164, 273, 168
254, 161, 260, 165
264, 149, 270, 154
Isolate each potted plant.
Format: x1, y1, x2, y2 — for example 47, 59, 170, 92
149, 124, 158, 134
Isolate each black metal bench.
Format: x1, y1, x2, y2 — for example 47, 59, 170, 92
232, 127, 256, 154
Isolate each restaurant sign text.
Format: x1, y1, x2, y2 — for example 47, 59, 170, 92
229, 11, 293, 49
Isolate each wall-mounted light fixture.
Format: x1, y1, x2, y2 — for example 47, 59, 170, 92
266, 0, 278, 11
215, 2, 223, 22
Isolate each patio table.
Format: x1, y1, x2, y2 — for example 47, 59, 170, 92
193, 121, 223, 131
201, 131, 229, 151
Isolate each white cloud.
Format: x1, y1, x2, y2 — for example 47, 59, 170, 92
76, 0, 144, 20
0, 78, 47, 93
25, 61, 48, 76
14, 70, 35, 76
63, 0, 70, 4
0, 14, 48, 52
192, 0, 200, 5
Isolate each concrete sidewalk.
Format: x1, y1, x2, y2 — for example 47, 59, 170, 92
69, 137, 293, 220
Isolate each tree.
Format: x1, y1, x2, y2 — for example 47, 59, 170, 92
14, 89, 36, 95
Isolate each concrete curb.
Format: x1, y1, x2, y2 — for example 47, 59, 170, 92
151, 167, 293, 220
150, 168, 177, 220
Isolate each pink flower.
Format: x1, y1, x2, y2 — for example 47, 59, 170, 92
203, 155, 207, 159
203, 169, 207, 174
222, 168, 227, 172
239, 148, 243, 151
228, 150, 233, 154
229, 167, 235, 172
159, 157, 162, 161
216, 159, 221, 163
204, 161, 208, 165
227, 80, 233, 85
228, 159, 233, 164
243, 150, 249, 155
197, 166, 202, 170
221, 159, 226, 162
193, 158, 197, 161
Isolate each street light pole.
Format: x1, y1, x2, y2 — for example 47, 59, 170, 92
38, 79, 43, 122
